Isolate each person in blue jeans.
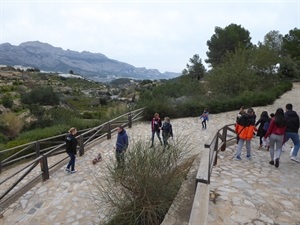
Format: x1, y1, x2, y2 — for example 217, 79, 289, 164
65, 127, 78, 174
284, 103, 300, 163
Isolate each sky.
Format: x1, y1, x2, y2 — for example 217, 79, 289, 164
0, 0, 299, 73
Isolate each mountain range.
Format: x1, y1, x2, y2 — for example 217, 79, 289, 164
0, 41, 180, 82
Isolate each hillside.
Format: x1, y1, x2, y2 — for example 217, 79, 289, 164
0, 66, 159, 145
0, 41, 180, 82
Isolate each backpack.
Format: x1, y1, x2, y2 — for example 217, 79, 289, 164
263, 121, 270, 131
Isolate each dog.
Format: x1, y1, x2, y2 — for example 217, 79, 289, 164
92, 153, 102, 164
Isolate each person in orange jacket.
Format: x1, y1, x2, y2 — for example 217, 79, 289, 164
235, 108, 257, 160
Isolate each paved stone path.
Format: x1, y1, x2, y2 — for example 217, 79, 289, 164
1, 83, 300, 225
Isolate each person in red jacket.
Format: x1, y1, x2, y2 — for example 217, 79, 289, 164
264, 108, 287, 168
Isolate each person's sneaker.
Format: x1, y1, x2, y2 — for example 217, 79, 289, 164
246, 155, 251, 160
235, 156, 242, 161
70, 170, 77, 174
66, 168, 70, 172
269, 160, 274, 165
290, 148, 294, 157
275, 158, 279, 168
290, 156, 300, 163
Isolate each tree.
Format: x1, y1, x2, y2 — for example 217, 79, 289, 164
282, 28, 300, 60
206, 23, 253, 68
205, 48, 263, 96
251, 45, 280, 76
281, 28, 300, 78
183, 54, 206, 80
69, 70, 74, 74
261, 30, 283, 55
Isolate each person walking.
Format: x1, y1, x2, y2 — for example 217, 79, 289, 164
284, 103, 300, 162
161, 117, 173, 150
235, 108, 256, 160
150, 113, 163, 147
115, 125, 128, 168
255, 111, 271, 149
65, 127, 78, 174
200, 108, 209, 129
264, 108, 287, 168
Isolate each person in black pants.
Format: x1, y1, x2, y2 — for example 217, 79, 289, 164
65, 127, 78, 174
150, 113, 163, 148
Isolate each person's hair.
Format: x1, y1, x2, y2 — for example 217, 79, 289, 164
118, 125, 124, 130
286, 103, 293, 110
274, 108, 286, 127
247, 108, 254, 114
154, 113, 159, 118
260, 111, 269, 118
164, 117, 170, 122
69, 127, 77, 133
270, 113, 275, 117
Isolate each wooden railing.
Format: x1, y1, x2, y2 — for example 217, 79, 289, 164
188, 123, 236, 225
0, 107, 145, 214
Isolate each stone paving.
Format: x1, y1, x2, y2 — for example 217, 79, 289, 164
1, 83, 300, 225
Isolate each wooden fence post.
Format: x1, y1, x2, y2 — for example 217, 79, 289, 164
79, 135, 84, 156
40, 155, 49, 181
128, 113, 132, 128
107, 122, 111, 140
35, 141, 40, 157
213, 137, 219, 166
221, 126, 228, 151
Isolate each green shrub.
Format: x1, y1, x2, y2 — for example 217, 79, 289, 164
95, 139, 195, 225
6, 125, 69, 148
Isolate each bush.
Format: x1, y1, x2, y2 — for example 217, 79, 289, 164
21, 86, 60, 105
94, 138, 195, 225
6, 124, 69, 148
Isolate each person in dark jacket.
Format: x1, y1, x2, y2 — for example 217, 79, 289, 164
161, 117, 173, 150
284, 103, 300, 162
115, 126, 128, 167
235, 108, 257, 160
66, 127, 78, 173
150, 113, 163, 148
255, 111, 271, 149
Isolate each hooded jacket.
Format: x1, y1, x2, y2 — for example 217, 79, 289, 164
284, 110, 300, 133
116, 129, 129, 153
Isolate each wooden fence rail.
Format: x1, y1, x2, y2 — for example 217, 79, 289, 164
189, 123, 236, 225
0, 107, 146, 214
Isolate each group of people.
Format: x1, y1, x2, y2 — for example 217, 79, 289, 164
65, 103, 298, 172
64, 112, 174, 171
235, 103, 300, 168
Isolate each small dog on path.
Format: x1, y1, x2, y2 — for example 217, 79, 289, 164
92, 153, 102, 164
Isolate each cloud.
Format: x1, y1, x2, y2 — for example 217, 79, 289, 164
1, 0, 299, 73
